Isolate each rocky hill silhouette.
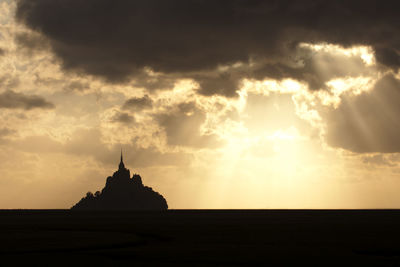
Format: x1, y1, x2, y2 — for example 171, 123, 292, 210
71, 152, 168, 210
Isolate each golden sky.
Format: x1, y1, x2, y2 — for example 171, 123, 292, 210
1, 1, 400, 208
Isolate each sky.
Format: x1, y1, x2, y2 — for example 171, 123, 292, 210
1, 0, 400, 209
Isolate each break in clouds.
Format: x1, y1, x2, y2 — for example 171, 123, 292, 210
16, 0, 400, 96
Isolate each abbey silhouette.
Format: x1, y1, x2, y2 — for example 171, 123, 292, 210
72, 151, 168, 210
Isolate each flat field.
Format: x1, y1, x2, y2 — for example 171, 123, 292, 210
1, 210, 400, 266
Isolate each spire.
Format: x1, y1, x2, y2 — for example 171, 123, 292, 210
119, 148, 125, 170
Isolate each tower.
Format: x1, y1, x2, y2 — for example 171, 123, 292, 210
119, 148, 125, 170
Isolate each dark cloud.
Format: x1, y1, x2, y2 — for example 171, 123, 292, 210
325, 74, 400, 153
64, 81, 90, 92
374, 48, 400, 69
362, 154, 398, 167
111, 111, 135, 124
0, 90, 55, 110
131, 70, 177, 91
15, 32, 50, 56
16, 0, 400, 96
122, 95, 153, 111
193, 71, 244, 97
0, 128, 16, 138
155, 102, 222, 148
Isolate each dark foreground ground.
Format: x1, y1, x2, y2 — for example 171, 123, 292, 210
1, 210, 400, 266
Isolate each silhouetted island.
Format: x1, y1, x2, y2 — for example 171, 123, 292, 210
71, 151, 168, 210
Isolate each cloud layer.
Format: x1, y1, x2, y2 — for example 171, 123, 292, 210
16, 0, 400, 96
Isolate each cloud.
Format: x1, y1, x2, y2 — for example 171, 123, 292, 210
0, 128, 14, 136
15, 31, 50, 56
252, 46, 375, 91
374, 48, 400, 70
0, 127, 16, 139
110, 111, 135, 124
122, 95, 153, 111
5, 127, 193, 168
0, 90, 55, 110
0, 74, 20, 89
362, 154, 399, 167
130, 70, 177, 91
193, 71, 244, 97
324, 74, 400, 153
16, 0, 400, 96
243, 92, 310, 135
154, 101, 222, 148
64, 81, 90, 92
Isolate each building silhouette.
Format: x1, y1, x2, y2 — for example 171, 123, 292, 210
71, 150, 168, 210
